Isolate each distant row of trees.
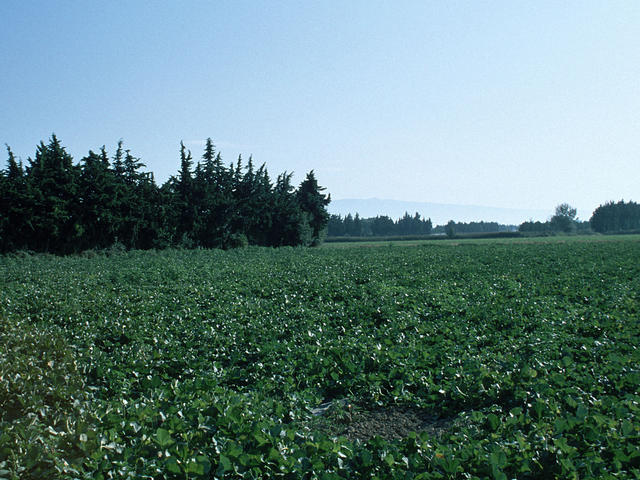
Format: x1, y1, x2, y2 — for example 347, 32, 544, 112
0, 135, 330, 253
329, 200, 640, 239
433, 221, 515, 235
519, 203, 584, 234
327, 213, 519, 238
328, 212, 433, 237
519, 201, 640, 234
590, 200, 640, 233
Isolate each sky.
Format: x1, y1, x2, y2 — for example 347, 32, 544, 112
1, 1, 638, 220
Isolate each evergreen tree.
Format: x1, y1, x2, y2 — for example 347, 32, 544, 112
105, 141, 161, 249
112, 140, 126, 177
351, 213, 363, 236
590, 200, 640, 233
327, 212, 433, 238
0, 146, 31, 251
176, 141, 196, 244
247, 163, 274, 245
296, 171, 330, 245
178, 141, 193, 192
26, 135, 80, 253
372, 215, 394, 236
134, 171, 163, 249
270, 172, 309, 246
1, 136, 332, 252
397, 212, 413, 235
445, 220, 456, 238
196, 140, 234, 248
327, 214, 345, 236
77, 148, 118, 249
123, 149, 146, 185
109, 142, 155, 248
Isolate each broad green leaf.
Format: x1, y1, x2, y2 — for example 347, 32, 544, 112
156, 428, 174, 448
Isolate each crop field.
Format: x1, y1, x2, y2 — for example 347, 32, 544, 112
1, 239, 639, 479
323, 233, 640, 249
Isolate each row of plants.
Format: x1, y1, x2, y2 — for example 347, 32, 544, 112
1, 239, 639, 478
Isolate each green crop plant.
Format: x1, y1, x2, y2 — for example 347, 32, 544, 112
1, 239, 639, 478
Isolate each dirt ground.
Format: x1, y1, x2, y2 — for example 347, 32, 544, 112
343, 406, 454, 442
308, 400, 455, 442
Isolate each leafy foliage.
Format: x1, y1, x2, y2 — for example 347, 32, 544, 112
520, 203, 593, 235
1, 239, 639, 478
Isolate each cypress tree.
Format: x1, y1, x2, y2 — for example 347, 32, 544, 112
1, 136, 332, 251
1, 146, 30, 251
26, 135, 80, 253
77, 149, 118, 249
270, 172, 309, 246
296, 170, 330, 245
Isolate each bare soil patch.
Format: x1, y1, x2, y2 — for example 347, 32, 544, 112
308, 400, 455, 442
344, 406, 454, 442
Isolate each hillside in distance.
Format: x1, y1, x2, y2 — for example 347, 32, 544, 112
328, 198, 550, 226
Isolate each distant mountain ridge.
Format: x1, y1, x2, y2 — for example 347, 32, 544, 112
328, 198, 550, 226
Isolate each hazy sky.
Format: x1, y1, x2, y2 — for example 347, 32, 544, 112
2, 1, 638, 219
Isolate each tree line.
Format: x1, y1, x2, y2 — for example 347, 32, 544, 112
433, 221, 515, 235
0, 135, 330, 253
327, 213, 520, 238
328, 212, 433, 237
590, 200, 640, 233
519, 201, 640, 234
329, 200, 640, 239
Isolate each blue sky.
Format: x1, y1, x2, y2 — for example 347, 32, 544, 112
1, 1, 638, 220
